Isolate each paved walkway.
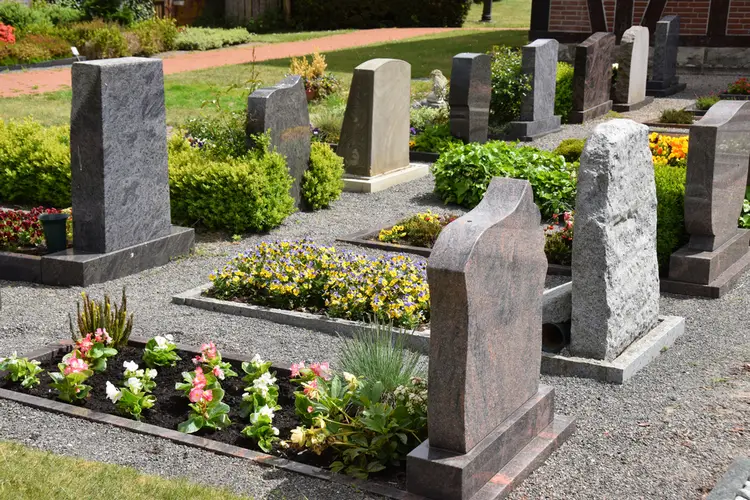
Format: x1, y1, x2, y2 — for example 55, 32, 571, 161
0, 27, 456, 97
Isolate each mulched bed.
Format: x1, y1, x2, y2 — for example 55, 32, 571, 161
0, 344, 407, 488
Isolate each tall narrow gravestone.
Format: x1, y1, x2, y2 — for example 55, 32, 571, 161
570, 120, 660, 360
570, 32, 615, 124
613, 26, 653, 112
44, 57, 194, 286
647, 16, 686, 97
507, 39, 562, 141
247, 75, 310, 206
449, 53, 491, 144
407, 178, 575, 500
338, 59, 419, 193
664, 101, 750, 298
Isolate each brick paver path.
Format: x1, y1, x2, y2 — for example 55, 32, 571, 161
0, 27, 456, 97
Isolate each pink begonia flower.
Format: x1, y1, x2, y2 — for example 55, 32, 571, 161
193, 367, 207, 389
213, 365, 225, 380
307, 406, 313, 413
192, 355, 203, 366
310, 362, 332, 381
94, 328, 111, 344
291, 362, 304, 378
200, 342, 217, 360
189, 387, 205, 403
77, 334, 94, 354
63, 357, 88, 375
303, 379, 318, 397
203, 389, 213, 402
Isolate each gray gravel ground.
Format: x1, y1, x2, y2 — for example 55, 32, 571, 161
1, 72, 749, 499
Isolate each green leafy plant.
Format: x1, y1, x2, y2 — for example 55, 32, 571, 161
339, 320, 426, 396
488, 45, 530, 126
49, 353, 93, 403
695, 94, 720, 111
377, 211, 458, 248
555, 62, 574, 124
740, 188, 750, 229
411, 123, 462, 153
553, 138, 586, 163
0, 353, 44, 389
302, 142, 344, 210
544, 211, 574, 266
105, 361, 157, 420
70, 289, 134, 349
71, 328, 118, 373
142, 335, 181, 368
175, 367, 232, 433
240, 355, 281, 452
659, 108, 694, 125
128, 17, 177, 56
654, 163, 688, 271
174, 27, 252, 51
181, 112, 247, 159
409, 106, 449, 131
431, 141, 577, 218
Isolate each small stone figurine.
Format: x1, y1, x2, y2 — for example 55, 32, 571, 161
426, 69, 449, 108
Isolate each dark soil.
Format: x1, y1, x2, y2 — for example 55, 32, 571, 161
0, 346, 406, 489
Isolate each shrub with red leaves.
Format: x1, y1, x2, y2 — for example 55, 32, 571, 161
0, 23, 15, 44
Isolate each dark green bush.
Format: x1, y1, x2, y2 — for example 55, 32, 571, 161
168, 134, 295, 233
289, 0, 470, 30
302, 142, 344, 210
0, 119, 71, 208
659, 109, 694, 125
432, 141, 577, 218
80, 0, 153, 24
654, 163, 688, 272
412, 123, 462, 153
553, 138, 586, 163
488, 46, 529, 127
0, 2, 50, 32
555, 62, 574, 124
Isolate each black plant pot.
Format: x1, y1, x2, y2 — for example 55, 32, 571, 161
38, 213, 69, 254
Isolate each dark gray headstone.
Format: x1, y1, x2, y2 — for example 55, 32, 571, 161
449, 53, 491, 144
338, 58, 410, 177
247, 75, 310, 206
668, 101, 750, 287
71, 57, 171, 254
613, 26, 651, 111
570, 32, 615, 124
507, 39, 562, 141
425, 177, 546, 453
647, 16, 686, 97
571, 119, 659, 361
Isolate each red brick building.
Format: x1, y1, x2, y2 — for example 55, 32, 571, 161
530, 0, 750, 46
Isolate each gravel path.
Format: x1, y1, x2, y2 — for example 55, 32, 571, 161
2, 77, 750, 498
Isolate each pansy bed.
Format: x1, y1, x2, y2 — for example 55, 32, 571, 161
0, 335, 423, 498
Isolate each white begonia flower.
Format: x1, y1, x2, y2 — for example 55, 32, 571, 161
105, 381, 122, 403
154, 336, 169, 349
135, 369, 145, 377
250, 405, 275, 424
251, 354, 263, 365
258, 372, 276, 386
126, 377, 142, 393
272, 427, 279, 436
123, 361, 139, 373
146, 369, 158, 379
165, 333, 174, 341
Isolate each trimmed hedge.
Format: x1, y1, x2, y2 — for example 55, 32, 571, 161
289, 0, 470, 30
654, 164, 688, 271
302, 142, 344, 210
555, 62, 574, 123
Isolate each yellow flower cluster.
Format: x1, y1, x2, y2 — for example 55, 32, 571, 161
209, 240, 429, 328
649, 133, 688, 168
378, 225, 407, 243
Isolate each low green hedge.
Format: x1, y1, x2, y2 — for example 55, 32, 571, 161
654, 163, 688, 271
555, 62, 574, 123
302, 143, 344, 210
174, 27, 253, 51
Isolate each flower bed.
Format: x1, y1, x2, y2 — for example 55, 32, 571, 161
720, 77, 750, 100
0, 207, 71, 255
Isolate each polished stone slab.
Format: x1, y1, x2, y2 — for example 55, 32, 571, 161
449, 53, 491, 143
0, 252, 41, 283
613, 26, 650, 110
647, 15, 685, 97
612, 96, 654, 112
570, 32, 615, 124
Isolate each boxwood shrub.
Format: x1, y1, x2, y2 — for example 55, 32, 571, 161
555, 62, 574, 124
654, 163, 688, 271
302, 142, 344, 210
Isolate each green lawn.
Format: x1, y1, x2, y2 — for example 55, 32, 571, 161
464, 0, 532, 29
0, 29, 527, 127
0, 441, 250, 500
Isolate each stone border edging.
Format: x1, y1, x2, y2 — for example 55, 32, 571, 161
0, 336, 412, 500
705, 457, 750, 500
0, 56, 87, 73
719, 94, 750, 100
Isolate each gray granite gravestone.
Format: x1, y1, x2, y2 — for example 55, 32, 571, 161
665, 101, 750, 297
407, 178, 575, 500
570, 119, 660, 361
338, 58, 410, 177
44, 57, 194, 286
507, 39, 562, 141
449, 53, 491, 143
613, 26, 654, 112
570, 32, 615, 124
647, 16, 686, 97
247, 75, 310, 206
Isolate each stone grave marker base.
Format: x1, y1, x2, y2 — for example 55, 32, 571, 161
407, 386, 575, 500
612, 96, 654, 112
569, 99, 612, 124
506, 115, 562, 141
646, 81, 687, 97
342, 163, 430, 193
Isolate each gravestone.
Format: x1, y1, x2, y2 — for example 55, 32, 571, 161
570, 119, 659, 360
507, 39, 562, 141
247, 75, 310, 206
665, 101, 750, 297
647, 16, 686, 97
449, 53, 491, 143
613, 26, 653, 112
338, 59, 410, 178
407, 178, 575, 500
45, 57, 194, 286
570, 32, 615, 124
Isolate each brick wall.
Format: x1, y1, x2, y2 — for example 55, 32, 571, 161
728, 0, 750, 35
604, 0, 616, 30
549, 0, 591, 32
662, 0, 710, 35
632, 0, 648, 24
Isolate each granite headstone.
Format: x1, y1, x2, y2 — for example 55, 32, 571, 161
70, 57, 171, 254
571, 119, 659, 361
338, 58, 410, 177
647, 16, 686, 97
570, 32, 615, 124
667, 101, 750, 288
449, 53, 491, 143
507, 39, 562, 140
613, 26, 653, 112
247, 75, 310, 205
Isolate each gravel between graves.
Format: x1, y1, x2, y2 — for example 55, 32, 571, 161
1, 72, 749, 499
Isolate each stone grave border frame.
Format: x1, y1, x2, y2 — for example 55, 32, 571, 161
719, 94, 750, 101
705, 457, 750, 500
0, 56, 87, 73
0, 336, 412, 500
